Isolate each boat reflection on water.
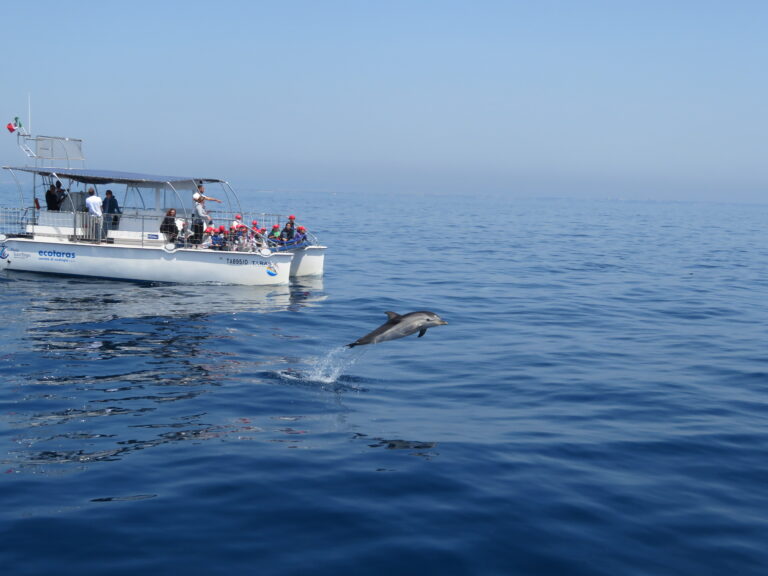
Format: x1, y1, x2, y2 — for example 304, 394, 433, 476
0, 273, 331, 473
2, 271, 326, 327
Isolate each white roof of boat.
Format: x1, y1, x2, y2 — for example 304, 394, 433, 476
2, 166, 225, 186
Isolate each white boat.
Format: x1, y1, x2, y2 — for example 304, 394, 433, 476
0, 130, 325, 285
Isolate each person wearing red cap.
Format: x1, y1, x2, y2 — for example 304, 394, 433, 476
231, 214, 243, 229
210, 226, 225, 250
293, 225, 308, 245
249, 221, 266, 247
267, 224, 282, 245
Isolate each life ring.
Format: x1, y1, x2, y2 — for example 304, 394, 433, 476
259, 247, 272, 257
162, 243, 177, 253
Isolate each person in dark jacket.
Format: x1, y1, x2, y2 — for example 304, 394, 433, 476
160, 208, 179, 243
280, 220, 295, 242
103, 189, 122, 230
45, 185, 60, 211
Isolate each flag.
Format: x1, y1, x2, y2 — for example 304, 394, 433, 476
6, 116, 22, 133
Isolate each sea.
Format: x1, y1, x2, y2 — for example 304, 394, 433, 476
1, 187, 767, 576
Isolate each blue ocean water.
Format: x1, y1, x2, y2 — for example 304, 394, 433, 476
1, 189, 768, 575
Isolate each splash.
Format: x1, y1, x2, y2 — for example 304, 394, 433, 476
304, 345, 365, 384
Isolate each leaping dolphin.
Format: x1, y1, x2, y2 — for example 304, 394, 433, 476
347, 311, 447, 348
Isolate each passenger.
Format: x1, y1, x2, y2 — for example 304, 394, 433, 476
267, 224, 282, 245
237, 223, 250, 250
201, 226, 215, 248
160, 208, 179, 243
293, 225, 308, 245
45, 185, 60, 211
103, 189, 122, 231
231, 214, 243, 229
85, 188, 104, 241
194, 183, 223, 204
251, 225, 266, 247
191, 193, 213, 245
210, 226, 225, 250
55, 180, 68, 205
280, 220, 295, 242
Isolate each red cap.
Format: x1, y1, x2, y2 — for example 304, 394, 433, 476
235, 214, 242, 219
288, 215, 296, 220
218, 225, 226, 232
297, 226, 305, 231
272, 224, 279, 228
260, 228, 266, 233
251, 220, 258, 226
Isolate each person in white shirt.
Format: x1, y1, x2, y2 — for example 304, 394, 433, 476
85, 188, 103, 216
85, 188, 104, 240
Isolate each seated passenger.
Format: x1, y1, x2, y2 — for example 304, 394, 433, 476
201, 226, 215, 248
251, 226, 266, 247
293, 225, 308, 245
280, 220, 295, 242
268, 224, 282, 245
160, 209, 179, 242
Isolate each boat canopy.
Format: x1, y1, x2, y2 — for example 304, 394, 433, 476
2, 166, 225, 187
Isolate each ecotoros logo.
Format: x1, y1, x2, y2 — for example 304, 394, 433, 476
39, 250, 76, 259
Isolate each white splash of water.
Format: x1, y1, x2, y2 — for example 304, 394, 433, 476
305, 346, 363, 384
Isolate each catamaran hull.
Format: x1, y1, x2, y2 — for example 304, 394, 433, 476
0, 238, 293, 285
288, 245, 326, 277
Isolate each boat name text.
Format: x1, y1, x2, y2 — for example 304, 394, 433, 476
226, 257, 271, 266
39, 250, 76, 259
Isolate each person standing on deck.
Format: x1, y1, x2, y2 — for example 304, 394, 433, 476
55, 180, 68, 207
85, 188, 104, 241
195, 183, 223, 205
191, 193, 212, 245
45, 185, 60, 211
103, 189, 122, 231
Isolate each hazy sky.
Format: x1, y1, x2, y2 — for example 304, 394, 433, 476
1, 1, 766, 201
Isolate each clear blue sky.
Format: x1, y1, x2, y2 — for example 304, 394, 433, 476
2, 0, 766, 201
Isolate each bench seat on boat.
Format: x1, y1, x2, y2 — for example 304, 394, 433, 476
107, 229, 167, 245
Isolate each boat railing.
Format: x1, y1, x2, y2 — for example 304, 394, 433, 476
0, 206, 32, 237
206, 210, 321, 245
0, 206, 322, 250
0, 206, 174, 247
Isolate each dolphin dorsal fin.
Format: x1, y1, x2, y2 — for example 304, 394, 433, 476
384, 311, 401, 321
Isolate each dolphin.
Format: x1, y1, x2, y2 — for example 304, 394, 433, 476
347, 311, 447, 348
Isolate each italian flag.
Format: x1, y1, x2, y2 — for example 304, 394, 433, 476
6, 116, 21, 133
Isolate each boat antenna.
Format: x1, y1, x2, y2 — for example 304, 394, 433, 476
27, 93, 31, 134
